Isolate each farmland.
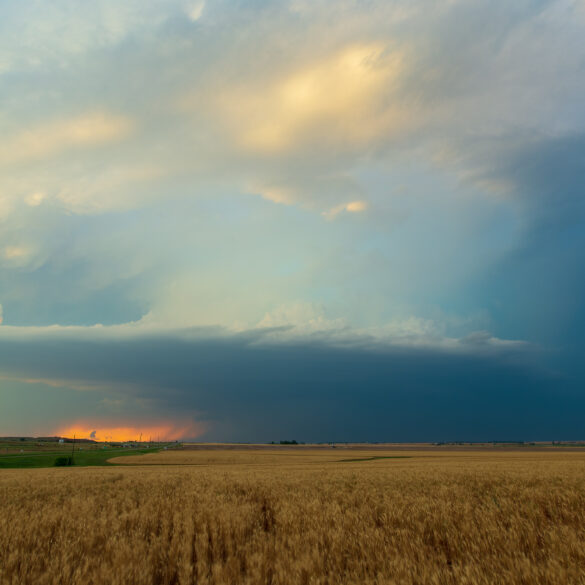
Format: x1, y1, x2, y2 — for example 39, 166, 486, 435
0, 438, 174, 468
1, 446, 585, 584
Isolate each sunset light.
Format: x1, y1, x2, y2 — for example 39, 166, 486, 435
55, 421, 206, 443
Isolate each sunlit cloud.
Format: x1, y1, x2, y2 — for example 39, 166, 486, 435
24, 191, 47, 207
3, 246, 29, 260
253, 185, 297, 206
209, 44, 408, 154
322, 199, 368, 220
2, 247, 36, 269
1, 244, 42, 270
187, 1, 205, 22
55, 163, 166, 214
0, 112, 133, 166
256, 301, 347, 334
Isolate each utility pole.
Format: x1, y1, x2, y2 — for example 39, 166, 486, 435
70, 434, 75, 466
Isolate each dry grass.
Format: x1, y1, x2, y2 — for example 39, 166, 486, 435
1, 449, 585, 584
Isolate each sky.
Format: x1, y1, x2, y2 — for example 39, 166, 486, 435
1, 0, 584, 442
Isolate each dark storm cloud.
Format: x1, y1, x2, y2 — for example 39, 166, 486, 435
466, 132, 585, 348
0, 327, 579, 442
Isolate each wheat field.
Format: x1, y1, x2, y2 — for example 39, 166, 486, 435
1, 447, 585, 585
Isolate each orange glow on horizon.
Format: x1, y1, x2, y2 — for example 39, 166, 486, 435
55, 420, 206, 442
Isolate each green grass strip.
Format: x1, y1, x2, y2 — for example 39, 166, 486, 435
0, 447, 163, 469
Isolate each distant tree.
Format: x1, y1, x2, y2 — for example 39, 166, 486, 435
54, 456, 72, 466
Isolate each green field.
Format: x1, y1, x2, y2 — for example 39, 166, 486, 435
0, 442, 174, 468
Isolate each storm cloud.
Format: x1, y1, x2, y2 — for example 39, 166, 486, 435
0, 325, 578, 441
1, 0, 584, 440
